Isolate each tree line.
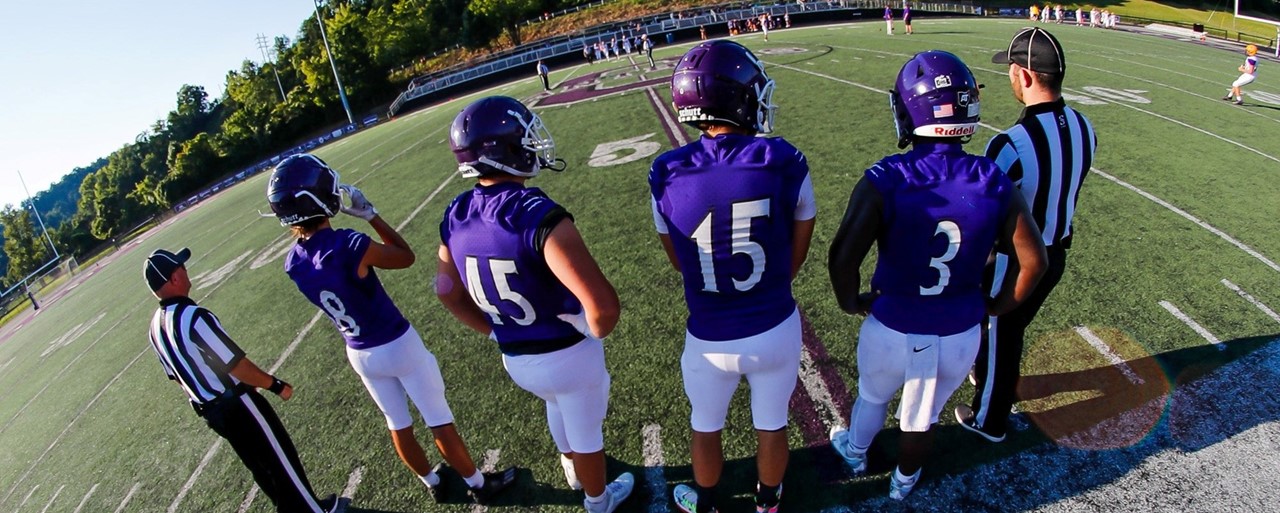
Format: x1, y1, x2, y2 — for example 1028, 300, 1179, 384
1, 0, 582, 290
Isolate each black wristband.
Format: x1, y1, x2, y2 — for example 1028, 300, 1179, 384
268, 377, 287, 395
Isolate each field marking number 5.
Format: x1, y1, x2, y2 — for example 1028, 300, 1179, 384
588, 133, 661, 167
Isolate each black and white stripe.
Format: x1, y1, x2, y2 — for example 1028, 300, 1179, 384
985, 100, 1096, 248
148, 299, 245, 404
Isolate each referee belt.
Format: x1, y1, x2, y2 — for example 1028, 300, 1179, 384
191, 384, 252, 416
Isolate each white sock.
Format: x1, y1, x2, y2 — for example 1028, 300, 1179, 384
463, 471, 485, 489
585, 492, 607, 504
420, 470, 440, 487
894, 467, 921, 484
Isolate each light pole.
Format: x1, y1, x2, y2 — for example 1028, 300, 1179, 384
312, 0, 355, 125
256, 33, 287, 102
16, 170, 59, 260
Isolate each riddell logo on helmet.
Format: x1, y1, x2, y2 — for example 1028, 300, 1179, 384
933, 125, 976, 136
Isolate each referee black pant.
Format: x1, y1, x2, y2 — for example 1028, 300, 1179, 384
968, 244, 1068, 437
202, 390, 325, 513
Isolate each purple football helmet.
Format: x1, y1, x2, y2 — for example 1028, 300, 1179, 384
671, 40, 777, 133
891, 50, 981, 149
267, 154, 341, 226
449, 96, 556, 178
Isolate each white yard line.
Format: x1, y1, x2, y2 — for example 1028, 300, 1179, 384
169, 440, 225, 512
0, 348, 148, 506
39, 484, 64, 513
1092, 169, 1280, 274
17, 485, 39, 510
340, 465, 366, 511
397, 173, 456, 230
471, 449, 502, 513
642, 424, 670, 513
798, 349, 844, 429
171, 312, 323, 512
113, 483, 141, 513
72, 483, 98, 513
236, 485, 259, 513
1221, 279, 1280, 324
1062, 86, 1280, 164
0, 302, 147, 435
1160, 301, 1224, 350
645, 87, 690, 147
1074, 326, 1144, 385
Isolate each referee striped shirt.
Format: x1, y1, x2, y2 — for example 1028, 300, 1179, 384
984, 98, 1097, 248
149, 296, 246, 405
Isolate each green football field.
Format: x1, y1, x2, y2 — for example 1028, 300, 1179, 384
3, 17, 1280, 513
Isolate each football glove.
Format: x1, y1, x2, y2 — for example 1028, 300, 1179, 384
339, 184, 378, 221
557, 309, 596, 339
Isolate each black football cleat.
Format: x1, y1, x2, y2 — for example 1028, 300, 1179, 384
317, 493, 340, 513
468, 466, 517, 505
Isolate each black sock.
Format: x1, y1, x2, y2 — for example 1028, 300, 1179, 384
694, 484, 718, 513
756, 482, 781, 506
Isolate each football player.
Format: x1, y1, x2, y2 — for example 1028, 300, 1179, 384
653, 40, 815, 513
435, 96, 635, 513
827, 51, 1047, 500
1224, 44, 1259, 105
266, 154, 516, 505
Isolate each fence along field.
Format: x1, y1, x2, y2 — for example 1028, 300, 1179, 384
3, 17, 1280, 512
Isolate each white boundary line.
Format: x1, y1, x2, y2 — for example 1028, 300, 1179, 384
642, 424, 670, 513
397, 173, 456, 231
39, 484, 64, 513
1074, 326, 1144, 385
72, 483, 98, 513
471, 449, 501, 513
113, 482, 141, 513
1159, 300, 1225, 350
1221, 279, 1280, 324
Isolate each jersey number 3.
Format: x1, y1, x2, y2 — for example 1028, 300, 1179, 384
920, 220, 961, 296
465, 257, 536, 326
690, 199, 770, 293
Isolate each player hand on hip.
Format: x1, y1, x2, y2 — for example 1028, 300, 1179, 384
557, 309, 597, 339
339, 184, 379, 221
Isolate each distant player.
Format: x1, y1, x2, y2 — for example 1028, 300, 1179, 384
828, 51, 1047, 501
903, 5, 913, 35
885, 5, 895, 35
435, 96, 635, 513
1224, 44, 1259, 105
654, 40, 816, 513
267, 154, 516, 505
1029, 4, 1040, 22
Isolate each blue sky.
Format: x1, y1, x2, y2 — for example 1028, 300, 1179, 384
0, 1, 318, 210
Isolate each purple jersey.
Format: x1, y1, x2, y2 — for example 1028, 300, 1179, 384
440, 182, 584, 355
866, 141, 1014, 336
885, 7, 893, 20
650, 134, 809, 341
285, 228, 411, 350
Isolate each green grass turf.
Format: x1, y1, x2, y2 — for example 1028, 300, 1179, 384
3, 17, 1280, 512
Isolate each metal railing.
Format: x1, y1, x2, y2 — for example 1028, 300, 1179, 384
389, 1, 978, 116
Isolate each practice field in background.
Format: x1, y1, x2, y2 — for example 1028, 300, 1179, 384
3, 17, 1280, 513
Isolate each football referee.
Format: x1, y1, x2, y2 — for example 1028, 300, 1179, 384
144, 248, 336, 512
955, 27, 1097, 443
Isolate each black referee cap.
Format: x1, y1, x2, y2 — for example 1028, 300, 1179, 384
992, 27, 1066, 75
144, 248, 191, 292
